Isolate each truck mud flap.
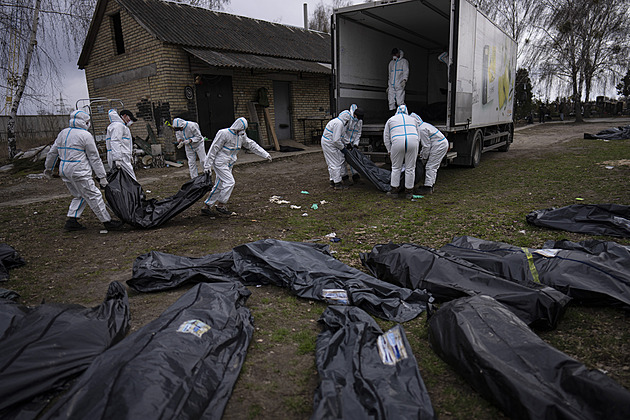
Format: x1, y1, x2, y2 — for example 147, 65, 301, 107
104, 167, 213, 229
526, 204, 630, 238
313, 306, 436, 420
130, 239, 432, 323
442, 236, 630, 309
41, 282, 253, 420
359, 242, 570, 329
0, 282, 130, 419
428, 295, 630, 420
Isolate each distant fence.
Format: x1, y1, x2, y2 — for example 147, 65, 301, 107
0, 114, 68, 160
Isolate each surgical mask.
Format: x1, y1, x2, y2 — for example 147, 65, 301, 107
126, 120, 134, 127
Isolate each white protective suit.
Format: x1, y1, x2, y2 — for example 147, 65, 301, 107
411, 113, 448, 187
106, 109, 136, 180
44, 110, 112, 223
383, 105, 419, 190
342, 104, 363, 147
173, 117, 207, 179
203, 118, 270, 207
387, 50, 409, 111
321, 112, 352, 184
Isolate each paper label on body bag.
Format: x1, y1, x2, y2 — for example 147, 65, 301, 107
322, 289, 349, 305
177, 320, 211, 338
377, 325, 408, 365
533, 249, 560, 258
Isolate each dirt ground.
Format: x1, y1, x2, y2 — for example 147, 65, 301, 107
1, 117, 629, 418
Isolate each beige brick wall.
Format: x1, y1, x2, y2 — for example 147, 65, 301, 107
84, 0, 330, 158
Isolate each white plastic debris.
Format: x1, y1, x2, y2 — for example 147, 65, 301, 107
324, 232, 337, 238
269, 195, 290, 204
290, 205, 301, 209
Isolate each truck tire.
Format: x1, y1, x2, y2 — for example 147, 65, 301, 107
470, 130, 482, 168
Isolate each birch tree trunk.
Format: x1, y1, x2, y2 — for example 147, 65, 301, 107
7, 0, 42, 160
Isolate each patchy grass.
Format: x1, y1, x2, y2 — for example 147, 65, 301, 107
1, 131, 629, 419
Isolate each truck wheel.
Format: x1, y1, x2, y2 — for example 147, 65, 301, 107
470, 130, 482, 168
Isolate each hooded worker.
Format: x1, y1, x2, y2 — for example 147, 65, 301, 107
201, 117, 271, 216
383, 105, 419, 198
321, 111, 352, 190
411, 112, 448, 194
172, 117, 207, 179
44, 110, 124, 231
106, 109, 137, 180
387, 48, 409, 111
340, 104, 365, 183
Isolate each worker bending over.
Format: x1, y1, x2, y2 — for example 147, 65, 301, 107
383, 105, 419, 198
411, 112, 448, 195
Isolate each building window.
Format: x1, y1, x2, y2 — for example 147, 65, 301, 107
111, 12, 125, 55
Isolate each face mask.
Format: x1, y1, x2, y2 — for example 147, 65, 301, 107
126, 120, 134, 127
393, 56, 397, 60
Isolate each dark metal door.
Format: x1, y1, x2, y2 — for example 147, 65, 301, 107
273, 81, 291, 140
195, 75, 234, 141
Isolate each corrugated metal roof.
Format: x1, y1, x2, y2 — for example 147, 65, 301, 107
118, 0, 331, 63
185, 48, 331, 74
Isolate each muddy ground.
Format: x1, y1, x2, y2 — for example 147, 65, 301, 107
1, 117, 629, 418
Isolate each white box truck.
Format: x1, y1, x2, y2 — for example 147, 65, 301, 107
332, 0, 517, 167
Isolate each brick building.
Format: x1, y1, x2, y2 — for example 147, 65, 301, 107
79, 0, 332, 158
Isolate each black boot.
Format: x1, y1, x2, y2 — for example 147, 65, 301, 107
386, 186, 400, 197
342, 174, 352, 185
417, 185, 434, 195
103, 220, 125, 231
334, 182, 349, 190
64, 217, 86, 231
405, 188, 413, 199
352, 173, 360, 182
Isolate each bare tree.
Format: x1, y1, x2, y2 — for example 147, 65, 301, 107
309, 0, 353, 33
1, 0, 231, 159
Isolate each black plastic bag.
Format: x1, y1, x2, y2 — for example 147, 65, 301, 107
526, 204, 630, 237
428, 295, 630, 420
104, 167, 213, 228
360, 243, 570, 329
42, 282, 253, 420
312, 306, 436, 419
0, 243, 25, 282
342, 148, 424, 192
232, 239, 432, 322
442, 236, 630, 309
0, 282, 130, 419
129, 239, 432, 322
129, 249, 237, 292
584, 125, 630, 140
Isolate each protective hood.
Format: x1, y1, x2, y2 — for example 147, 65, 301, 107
108, 109, 124, 124
349, 104, 358, 119
410, 112, 423, 124
398, 50, 405, 59
172, 118, 186, 129
337, 111, 351, 125
229, 117, 248, 133
396, 105, 409, 115
69, 110, 90, 130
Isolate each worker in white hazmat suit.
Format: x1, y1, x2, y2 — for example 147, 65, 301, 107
44, 110, 124, 231
201, 117, 271, 216
106, 109, 137, 181
321, 111, 352, 190
383, 105, 419, 198
387, 48, 409, 111
172, 117, 207, 179
411, 113, 448, 195
340, 104, 364, 183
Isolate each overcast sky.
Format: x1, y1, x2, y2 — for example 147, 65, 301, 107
48, 0, 351, 115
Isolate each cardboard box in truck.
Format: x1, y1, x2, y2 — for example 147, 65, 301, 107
332, 0, 517, 167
